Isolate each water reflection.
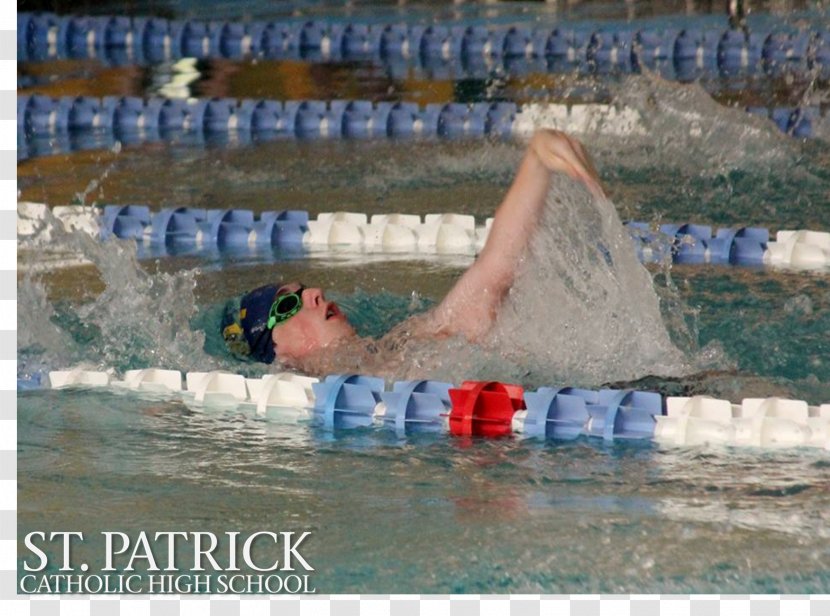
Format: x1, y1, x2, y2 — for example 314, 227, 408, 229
17, 387, 830, 592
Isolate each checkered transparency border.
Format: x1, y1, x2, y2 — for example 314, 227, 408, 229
4, 5, 827, 614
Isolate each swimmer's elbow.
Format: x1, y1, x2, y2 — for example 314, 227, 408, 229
433, 252, 513, 340
432, 294, 499, 343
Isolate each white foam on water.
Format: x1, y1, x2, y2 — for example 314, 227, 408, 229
600, 74, 799, 173
17, 204, 222, 377
490, 179, 690, 384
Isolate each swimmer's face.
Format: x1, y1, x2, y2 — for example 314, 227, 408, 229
270, 283, 355, 361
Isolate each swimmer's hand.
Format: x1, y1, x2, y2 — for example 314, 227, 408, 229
530, 129, 606, 200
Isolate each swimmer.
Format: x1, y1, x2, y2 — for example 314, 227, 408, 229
222, 129, 605, 374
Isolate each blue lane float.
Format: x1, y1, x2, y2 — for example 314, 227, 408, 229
378, 380, 453, 436
17, 94, 825, 164
18, 12, 830, 82
17, 95, 525, 143
101, 204, 151, 241
522, 387, 595, 440
520, 386, 662, 441
312, 374, 385, 430
145, 207, 205, 245
585, 389, 664, 441
632, 223, 770, 265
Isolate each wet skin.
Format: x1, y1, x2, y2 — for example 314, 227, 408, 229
270, 283, 356, 362
267, 130, 604, 364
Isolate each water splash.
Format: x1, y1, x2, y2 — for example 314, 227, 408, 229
74, 141, 122, 205
17, 205, 222, 377
490, 179, 692, 384
607, 75, 798, 173
364, 75, 805, 197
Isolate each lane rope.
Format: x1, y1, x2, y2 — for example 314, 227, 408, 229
18, 201, 830, 271
18, 12, 830, 83
17, 94, 823, 164
27, 367, 830, 450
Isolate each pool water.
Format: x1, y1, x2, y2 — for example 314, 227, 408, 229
17, 387, 830, 593
17, 0, 830, 595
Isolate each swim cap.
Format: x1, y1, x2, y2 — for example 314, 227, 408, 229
221, 284, 281, 364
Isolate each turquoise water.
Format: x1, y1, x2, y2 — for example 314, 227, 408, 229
17, 388, 830, 594
17, 1, 830, 596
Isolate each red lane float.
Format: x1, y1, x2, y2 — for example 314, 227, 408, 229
447, 381, 525, 438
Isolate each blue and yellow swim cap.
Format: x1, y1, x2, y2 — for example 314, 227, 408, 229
221, 284, 281, 363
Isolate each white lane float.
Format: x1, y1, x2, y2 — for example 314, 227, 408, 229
766, 230, 830, 269
48, 369, 111, 388
243, 373, 319, 419
112, 368, 183, 393
304, 211, 368, 248
655, 396, 830, 449
184, 371, 248, 406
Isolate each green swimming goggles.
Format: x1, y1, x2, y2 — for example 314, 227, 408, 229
267, 286, 306, 329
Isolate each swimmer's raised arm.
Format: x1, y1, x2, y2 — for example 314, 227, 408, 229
427, 129, 605, 341
225, 130, 604, 366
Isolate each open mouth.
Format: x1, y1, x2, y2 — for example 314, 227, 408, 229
325, 302, 339, 320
